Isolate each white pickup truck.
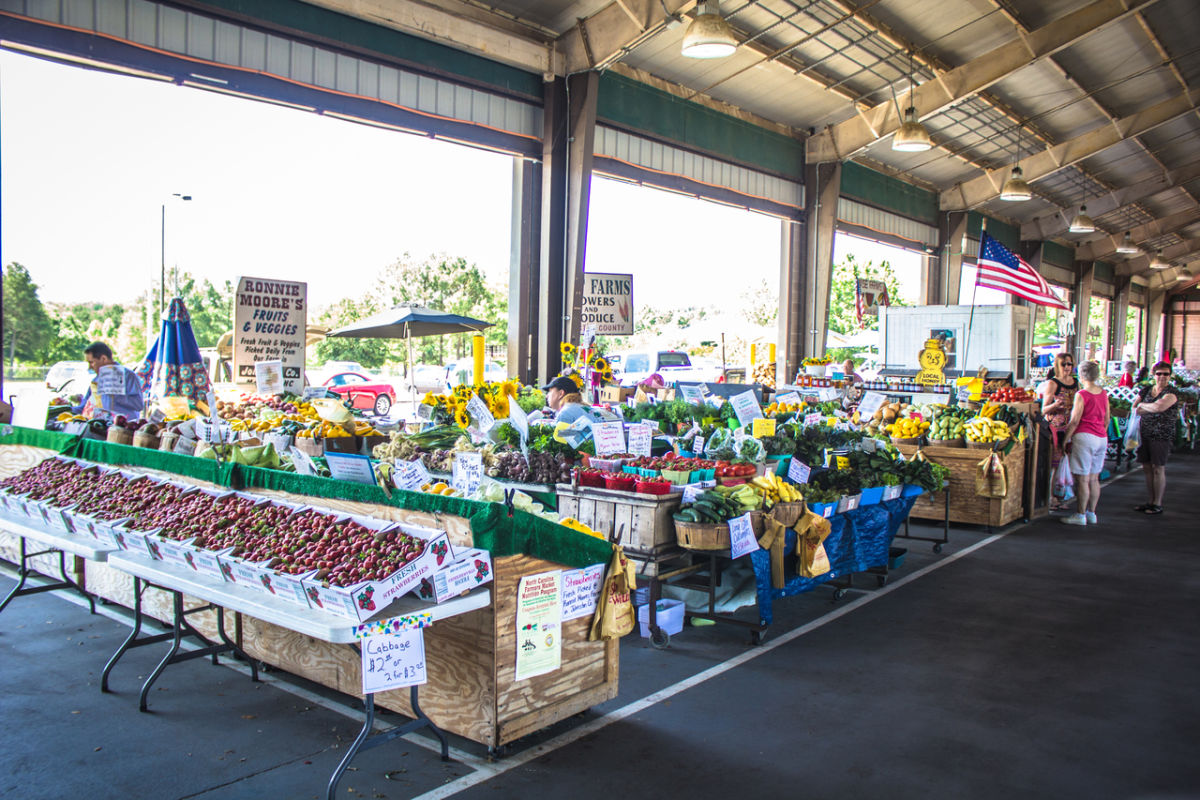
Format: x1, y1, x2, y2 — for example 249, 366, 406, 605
612, 350, 711, 387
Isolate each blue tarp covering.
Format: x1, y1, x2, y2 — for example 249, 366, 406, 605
750, 496, 917, 624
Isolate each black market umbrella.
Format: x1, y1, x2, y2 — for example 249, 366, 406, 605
328, 305, 494, 405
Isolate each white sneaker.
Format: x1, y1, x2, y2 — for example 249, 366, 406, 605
1085, 511, 1098, 524
1063, 513, 1087, 526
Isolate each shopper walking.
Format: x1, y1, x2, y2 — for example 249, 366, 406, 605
1041, 352, 1079, 509
1134, 361, 1179, 515
1117, 360, 1138, 388
1061, 361, 1109, 526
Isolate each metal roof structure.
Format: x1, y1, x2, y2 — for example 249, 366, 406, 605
293, 0, 1200, 289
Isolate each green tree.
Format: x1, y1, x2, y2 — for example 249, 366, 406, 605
170, 274, 235, 348
45, 302, 125, 364
2, 263, 55, 368
313, 297, 390, 368
827, 254, 906, 336
373, 253, 508, 367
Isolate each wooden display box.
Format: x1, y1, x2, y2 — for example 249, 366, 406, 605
598, 386, 634, 404
897, 441, 1028, 528
555, 484, 682, 555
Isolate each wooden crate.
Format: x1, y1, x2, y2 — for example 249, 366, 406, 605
897, 441, 1027, 527
556, 484, 681, 555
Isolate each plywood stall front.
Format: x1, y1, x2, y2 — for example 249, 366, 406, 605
897, 441, 1028, 528
0, 442, 618, 750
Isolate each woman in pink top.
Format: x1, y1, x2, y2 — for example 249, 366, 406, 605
1062, 360, 1110, 526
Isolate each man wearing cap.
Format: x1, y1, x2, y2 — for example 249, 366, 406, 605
544, 376, 590, 425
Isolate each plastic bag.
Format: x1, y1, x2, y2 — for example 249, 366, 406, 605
588, 547, 637, 641
1123, 413, 1141, 452
1052, 455, 1074, 501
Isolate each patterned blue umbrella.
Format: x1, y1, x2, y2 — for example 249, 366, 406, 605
136, 297, 212, 408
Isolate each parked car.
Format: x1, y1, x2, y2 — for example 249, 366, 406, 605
406, 364, 447, 395
322, 372, 396, 416
444, 359, 507, 389
612, 350, 706, 387
45, 361, 91, 395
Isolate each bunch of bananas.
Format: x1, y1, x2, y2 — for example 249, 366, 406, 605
749, 472, 802, 506
55, 412, 87, 422
558, 517, 605, 539
965, 419, 1011, 443
420, 481, 460, 497
887, 417, 929, 439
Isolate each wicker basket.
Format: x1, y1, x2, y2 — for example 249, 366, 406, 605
967, 438, 1009, 449
675, 519, 731, 551
294, 437, 324, 457
159, 431, 181, 452
106, 427, 133, 446
891, 436, 922, 446
926, 437, 964, 448
132, 430, 159, 449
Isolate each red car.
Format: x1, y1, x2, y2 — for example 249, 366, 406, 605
322, 372, 396, 416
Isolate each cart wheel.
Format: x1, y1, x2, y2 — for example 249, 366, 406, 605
749, 629, 766, 646
832, 588, 848, 601
650, 628, 670, 649
487, 745, 509, 760
876, 574, 887, 587
933, 543, 944, 554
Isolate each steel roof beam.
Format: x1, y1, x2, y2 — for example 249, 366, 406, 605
806, 0, 1158, 163
942, 89, 1200, 212
296, 0, 559, 74
1116, 238, 1200, 277
1076, 209, 1200, 262
1022, 158, 1200, 239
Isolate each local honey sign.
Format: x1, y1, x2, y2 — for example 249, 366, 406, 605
914, 338, 947, 385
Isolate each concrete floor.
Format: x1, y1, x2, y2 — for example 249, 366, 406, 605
2, 452, 1198, 800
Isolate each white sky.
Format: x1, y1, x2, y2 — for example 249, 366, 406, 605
1, 47, 923, 317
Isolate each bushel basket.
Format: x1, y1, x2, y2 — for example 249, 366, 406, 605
675, 520, 731, 551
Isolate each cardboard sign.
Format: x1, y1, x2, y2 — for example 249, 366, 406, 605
325, 452, 377, 485
730, 390, 764, 426
626, 424, 653, 457
728, 513, 760, 559
452, 452, 483, 496
288, 446, 319, 477
751, 418, 777, 438
788, 458, 811, 484
96, 365, 125, 396
592, 421, 627, 457
679, 384, 705, 404
393, 459, 432, 492
361, 628, 426, 694
255, 360, 284, 395
560, 564, 605, 622
465, 395, 496, 432
233, 276, 307, 393
857, 392, 887, 419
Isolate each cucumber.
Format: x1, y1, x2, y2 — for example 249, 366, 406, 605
673, 508, 700, 523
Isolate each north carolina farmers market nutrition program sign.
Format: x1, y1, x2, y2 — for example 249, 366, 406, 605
581, 272, 633, 335
233, 276, 307, 393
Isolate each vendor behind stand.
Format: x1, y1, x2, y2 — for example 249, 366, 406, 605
841, 358, 863, 384
545, 376, 590, 425
73, 341, 144, 420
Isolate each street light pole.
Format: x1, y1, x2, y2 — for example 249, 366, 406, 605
160, 193, 192, 314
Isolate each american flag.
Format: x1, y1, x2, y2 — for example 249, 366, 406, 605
976, 232, 1069, 310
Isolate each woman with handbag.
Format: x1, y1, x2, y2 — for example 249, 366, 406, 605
1061, 361, 1109, 526
1040, 352, 1079, 509
1133, 362, 1179, 515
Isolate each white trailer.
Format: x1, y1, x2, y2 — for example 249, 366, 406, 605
878, 304, 1034, 384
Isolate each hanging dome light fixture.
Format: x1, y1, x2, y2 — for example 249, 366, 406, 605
892, 52, 932, 152
1000, 126, 1031, 201
1069, 204, 1096, 234
1150, 250, 1168, 269
1116, 231, 1140, 255
681, 0, 738, 59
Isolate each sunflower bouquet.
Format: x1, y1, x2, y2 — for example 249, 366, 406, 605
420, 379, 521, 430
802, 356, 832, 367
559, 341, 617, 387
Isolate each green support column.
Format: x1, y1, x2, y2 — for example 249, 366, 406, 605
935, 212, 968, 305
508, 158, 540, 385
801, 162, 840, 358
778, 219, 805, 384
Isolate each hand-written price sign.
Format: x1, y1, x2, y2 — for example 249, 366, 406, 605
361, 627, 426, 694
289, 446, 319, 477
626, 424, 653, 457
804, 412, 823, 427
678, 384, 706, 404
96, 365, 125, 396
393, 459, 431, 492
751, 418, 777, 438
693, 435, 706, 457
730, 390, 764, 427
682, 480, 717, 503
857, 392, 887, 419
466, 395, 496, 432
775, 392, 802, 406
788, 458, 811, 485
452, 452, 483, 496
728, 513, 760, 559
592, 421, 627, 457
